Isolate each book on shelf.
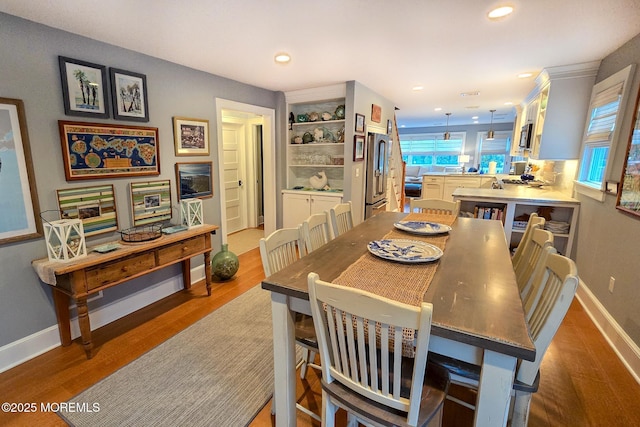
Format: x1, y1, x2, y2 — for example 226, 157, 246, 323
473, 206, 505, 222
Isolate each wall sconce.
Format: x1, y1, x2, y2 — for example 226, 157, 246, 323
443, 113, 451, 140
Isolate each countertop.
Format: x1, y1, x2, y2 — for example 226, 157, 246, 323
452, 185, 580, 204
282, 188, 343, 195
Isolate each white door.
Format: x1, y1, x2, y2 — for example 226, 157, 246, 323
222, 122, 246, 233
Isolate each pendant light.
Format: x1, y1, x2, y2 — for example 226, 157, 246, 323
443, 113, 451, 140
487, 109, 496, 140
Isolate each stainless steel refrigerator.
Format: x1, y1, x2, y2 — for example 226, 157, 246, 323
364, 132, 389, 218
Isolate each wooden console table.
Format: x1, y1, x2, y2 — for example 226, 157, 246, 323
32, 224, 218, 359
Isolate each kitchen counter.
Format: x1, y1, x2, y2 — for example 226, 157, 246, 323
452, 185, 579, 204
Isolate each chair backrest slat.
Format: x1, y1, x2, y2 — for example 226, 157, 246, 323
301, 212, 332, 254
329, 202, 354, 238
512, 213, 546, 270
258, 227, 305, 277
409, 198, 460, 216
517, 228, 555, 298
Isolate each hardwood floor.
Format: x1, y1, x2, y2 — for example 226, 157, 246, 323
1, 247, 639, 426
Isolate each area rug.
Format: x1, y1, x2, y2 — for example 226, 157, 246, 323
60, 285, 274, 427
227, 228, 264, 255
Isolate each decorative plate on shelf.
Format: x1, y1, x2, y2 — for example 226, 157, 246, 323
367, 239, 443, 264
393, 221, 451, 235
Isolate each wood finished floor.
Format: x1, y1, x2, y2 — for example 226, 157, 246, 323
1, 247, 639, 426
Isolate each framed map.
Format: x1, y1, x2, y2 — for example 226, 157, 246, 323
58, 121, 160, 181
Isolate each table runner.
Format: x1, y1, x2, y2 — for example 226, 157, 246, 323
332, 212, 456, 355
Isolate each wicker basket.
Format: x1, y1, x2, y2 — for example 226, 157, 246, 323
119, 224, 163, 243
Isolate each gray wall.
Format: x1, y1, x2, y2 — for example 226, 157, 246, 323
575, 33, 640, 346
0, 13, 279, 346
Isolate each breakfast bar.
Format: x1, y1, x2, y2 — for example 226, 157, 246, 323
262, 212, 535, 427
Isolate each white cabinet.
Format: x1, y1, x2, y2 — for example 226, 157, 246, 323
514, 62, 598, 160
282, 191, 342, 228
421, 176, 444, 199
442, 176, 495, 201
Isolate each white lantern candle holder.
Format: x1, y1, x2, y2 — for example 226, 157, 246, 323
44, 218, 87, 262
180, 198, 203, 228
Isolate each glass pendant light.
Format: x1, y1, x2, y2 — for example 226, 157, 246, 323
443, 113, 451, 140
487, 109, 496, 140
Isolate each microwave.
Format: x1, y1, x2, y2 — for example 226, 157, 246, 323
520, 123, 533, 148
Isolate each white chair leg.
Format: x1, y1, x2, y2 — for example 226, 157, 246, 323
300, 347, 310, 379
510, 390, 532, 427
322, 390, 338, 427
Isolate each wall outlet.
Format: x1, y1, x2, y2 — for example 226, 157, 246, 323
608, 277, 615, 293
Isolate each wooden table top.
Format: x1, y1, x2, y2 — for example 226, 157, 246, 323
262, 212, 535, 361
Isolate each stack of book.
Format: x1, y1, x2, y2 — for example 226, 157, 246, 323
545, 220, 570, 234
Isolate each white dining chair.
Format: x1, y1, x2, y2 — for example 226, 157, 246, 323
259, 228, 321, 421
430, 250, 579, 427
329, 201, 354, 238
515, 228, 555, 298
409, 199, 460, 216
301, 212, 332, 254
308, 272, 450, 427
511, 213, 545, 269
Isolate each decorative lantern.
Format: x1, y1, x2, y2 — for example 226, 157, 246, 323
180, 198, 203, 228
43, 218, 87, 262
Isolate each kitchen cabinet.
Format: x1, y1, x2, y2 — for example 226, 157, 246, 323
514, 62, 598, 160
452, 187, 580, 258
421, 176, 444, 199
440, 175, 496, 202
282, 191, 342, 228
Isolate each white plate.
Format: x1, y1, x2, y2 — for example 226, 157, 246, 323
367, 239, 443, 264
394, 220, 452, 235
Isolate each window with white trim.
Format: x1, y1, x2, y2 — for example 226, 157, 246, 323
476, 131, 512, 174
576, 64, 635, 200
400, 132, 466, 167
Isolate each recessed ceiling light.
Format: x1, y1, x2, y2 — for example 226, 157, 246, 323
517, 72, 533, 78
434, 107, 442, 111
504, 101, 513, 105
460, 91, 480, 97
274, 52, 291, 64
412, 86, 424, 91
488, 5, 514, 20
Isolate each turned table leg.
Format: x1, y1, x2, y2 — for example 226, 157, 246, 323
52, 289, 72, 346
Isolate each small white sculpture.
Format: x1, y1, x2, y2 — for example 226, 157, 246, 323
313, 127, 324, 142
309, 171, 329, 190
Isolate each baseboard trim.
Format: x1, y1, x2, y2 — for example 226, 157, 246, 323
0, 265, 205, 374
575, 279, 640, 385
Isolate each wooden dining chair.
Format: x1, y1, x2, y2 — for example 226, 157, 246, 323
430, 251, 579, 427
515, 228, 555, 298
511, 213, 545, 269
301, 212, 332, 254
308, 272, 450, 427
329, 201, 354, 238
259, 227, 321, 422
409, 199, 460, 216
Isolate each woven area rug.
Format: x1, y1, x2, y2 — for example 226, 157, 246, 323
60, 285, 274, 427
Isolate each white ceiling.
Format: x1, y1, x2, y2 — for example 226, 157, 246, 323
2, 0, 640, 128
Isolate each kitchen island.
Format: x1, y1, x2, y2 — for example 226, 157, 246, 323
453, 186, 579, 257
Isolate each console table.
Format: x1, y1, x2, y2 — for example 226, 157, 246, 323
32, 224, 218, 359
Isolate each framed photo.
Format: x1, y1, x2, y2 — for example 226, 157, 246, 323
355, 113, 365, 133
175, 162, 213, 200
58, 121, 160, 181
58, 56, 109, 118
371, 104, 382, 123
110, 68, 149, 122
173, 117, 210, 156
354, 135, 365, 162
57, 184, 118, 237
0, 98, 43, 245
387, 119, 393, 135
130, 180, 172, 226
616, 88, 640, 217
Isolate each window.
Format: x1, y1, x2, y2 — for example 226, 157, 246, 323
576, 64, 635, 200
476, 131, 512, 173
400, 132, 466, 167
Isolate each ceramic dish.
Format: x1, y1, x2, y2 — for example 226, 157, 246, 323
393, 220, 452, 235
367, 239, 443, 263
93, 243, 121, 253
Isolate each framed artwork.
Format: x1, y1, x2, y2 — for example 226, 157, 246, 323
56, 184, 118, 237
173, 117, 210, 156
58, 56, 109, 118
0, 98, 43, 245
355, 113, 365, 133
354, 135, 365, 161
130, 180, 172, 226
110, 68, 149, 122
616, 88, 640, 217
387, 119, 393, 135
58, 121, 160, 181
175, 162, 213, 200
371, 104, 382, 123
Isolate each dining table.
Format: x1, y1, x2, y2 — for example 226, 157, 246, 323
261, 211, 535, 427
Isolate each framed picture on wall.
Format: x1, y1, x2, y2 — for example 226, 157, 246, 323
58, 56, 110, 118
0, 98, 43, 245
371, 104, 382, 123
175, 162, 213, 200
616, 87, 640, 217
354, 135, 365, 161
355, 113, 365, 133
110, 68, 149, 122
173, 117, 210, 156
130, 180, 172, 225
56, 184, 118, 236
387, 119, 393, 135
